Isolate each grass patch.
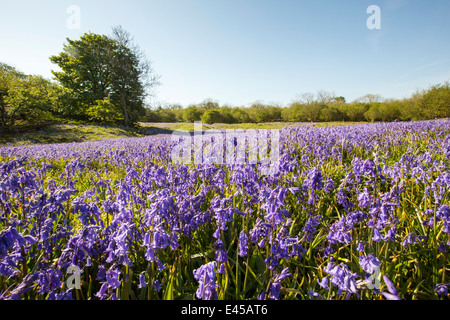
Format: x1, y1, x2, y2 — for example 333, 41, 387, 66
0, 124, 145, 146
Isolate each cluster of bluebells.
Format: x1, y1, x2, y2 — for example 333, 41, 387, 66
0, 119, 449, 300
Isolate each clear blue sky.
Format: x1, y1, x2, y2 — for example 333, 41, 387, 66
1, 0, 449, 107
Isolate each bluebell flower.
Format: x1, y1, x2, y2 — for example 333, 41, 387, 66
6, 272, 38, 299
193, 261, 218, 300
304, 167, 323, 191
359, 254, 381, 275
324, 177, 335, 193
324, 261, 359, 296
358, 188, 372, 208
372, 228, 383, 242
238, 231, 249, 257
37, 268, 63, 294
381, 275, 401, 300
269, 282, 281, 300
268, 268, 291, 300
303, 216, 322, 242
153, 280, 162, 292
213, 239, 228, 264
318, 277, 329, 289
47, 289, 73, 300
401, 233, 418, 247
218, 263, 226, 274
384, 225, 397, 242
0, 227, 27, 257
152, 226, 171, 250
138, 272, 147, 289
95, 283, 108, 300
357, 242, 365, 252
434, 283, 449, 297
308, 288, 320, 299
96, 265, 106, 281
105, 268, 121, 290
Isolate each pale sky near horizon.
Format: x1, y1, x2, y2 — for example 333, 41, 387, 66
1, 0, 450, 107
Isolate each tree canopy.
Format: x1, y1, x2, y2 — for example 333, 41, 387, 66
50, 26, 159, 126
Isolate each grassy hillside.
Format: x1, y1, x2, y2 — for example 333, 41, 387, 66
0, 124, 145, 146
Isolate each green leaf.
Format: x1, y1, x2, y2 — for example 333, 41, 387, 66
163, 273, 174, 300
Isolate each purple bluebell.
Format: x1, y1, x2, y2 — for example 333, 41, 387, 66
303, 216, 322, 242
213, 239, 228, 264
268, 267, 291, 300
105, 268, 121, 290
357, 242, 365, 252
153, 280, 162, 292
324, 260, 359, 297
238, 231, 249, 257
37, 268, 63, 294
324, 177, 335, 193
0, 227, 26, 257
47, 289, 73, 300
193, 261, 218, 300
308, 288, 321, 299
372, 228, 383, 242
381, 275, 401, 300
318, 277, 329, 289
138, 272, 147, 289
434, 283, 449, 297
358, 188, 372, 208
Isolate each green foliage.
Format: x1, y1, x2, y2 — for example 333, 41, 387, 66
201, 109, 222, 124
340, 103, 368, 122
50, 27, 159, 127
320, 106, 344, 122
247, 103, 282, 122
216, 106, 235, 123
1, 63, 25, 128
141, 81, 449, 125
230, 107, 250, 123
183, 105, 203, 122
0, 64, 59, 129
49, 33, 118, 105
364, 104, 381, 123
420, 82, 450, 119
281, 102, 307, 122
86, 96, 122, 124
302, 103, 322, 122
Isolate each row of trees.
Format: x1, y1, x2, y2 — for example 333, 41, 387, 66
1, 26, 159, 131
143, 84, 450, 124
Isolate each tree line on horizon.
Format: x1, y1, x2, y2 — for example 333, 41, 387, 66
144, 84, 450, 124
1, 27, 449, 132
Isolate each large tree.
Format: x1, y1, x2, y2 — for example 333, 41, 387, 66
50, 27, 159, 126
110, 26, 160, 126
50, 33, 117, 119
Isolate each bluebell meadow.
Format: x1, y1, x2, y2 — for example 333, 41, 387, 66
0, 119, 449, 300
